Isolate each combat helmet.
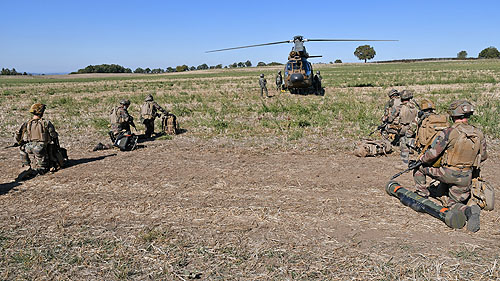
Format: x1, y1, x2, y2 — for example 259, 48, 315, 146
120, 99, 131, 106
448, 100, 474, 117
145, 94, 153, 102
29, 103, 46, 116
260, 74, 264, 78
316, 70, 321, 75
388, 89, 399, 97
278, 70, 281, 74
419, 98, 435, 111
400, 90, 414, 100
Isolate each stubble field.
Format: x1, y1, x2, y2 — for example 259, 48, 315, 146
1, 60, 500, 280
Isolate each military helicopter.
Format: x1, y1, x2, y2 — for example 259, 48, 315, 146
207, 35, 396, 95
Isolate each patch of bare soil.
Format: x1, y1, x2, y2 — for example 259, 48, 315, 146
1, 137, 499, 280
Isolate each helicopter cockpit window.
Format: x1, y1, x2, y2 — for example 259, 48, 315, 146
302, 59, 311, 76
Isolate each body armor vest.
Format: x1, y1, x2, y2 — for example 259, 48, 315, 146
140, 102, 155, 119
399, 102, 418, 125
443, 124, 481, 168
26, 118, 49, 143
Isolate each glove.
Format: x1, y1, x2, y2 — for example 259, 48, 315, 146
408, 160, 422, 169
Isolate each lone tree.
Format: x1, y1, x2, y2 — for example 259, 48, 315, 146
478, 46, 500, 59
457, 50, 468, 59
354, 45, 376, 63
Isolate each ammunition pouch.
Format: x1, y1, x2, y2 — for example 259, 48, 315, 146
469, 177, 495, 211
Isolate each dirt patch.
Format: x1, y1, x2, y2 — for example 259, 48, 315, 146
1, 137, 499, 279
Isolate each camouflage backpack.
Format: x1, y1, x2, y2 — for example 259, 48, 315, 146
109, 106, 120, 124
162, 114, 178, 135
354, 139, 393, 157
469, 177, 495, 211
415, 113, 449, 150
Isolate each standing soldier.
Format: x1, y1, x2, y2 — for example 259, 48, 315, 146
413, 100, 487, 232
140, 94, 168, 138
275, 71, 283, 92
259, 74, 269, 98
380, 89, 402, 145
313, 70, 322, 93
392, 90, 418, 166
15, 103, 59, 179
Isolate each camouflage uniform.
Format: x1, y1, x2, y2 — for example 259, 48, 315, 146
313, 71, 322, 93
414, 122, 487, 203
275, 71, 283, 91
15, 104, 58, 173
140, 95, 168, 138
111, 102, 134, 137
381, 89, 401, 144
393, 90, 418, 165
259, 74, 269, 97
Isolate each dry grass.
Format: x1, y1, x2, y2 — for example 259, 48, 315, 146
1, 60, 500, 280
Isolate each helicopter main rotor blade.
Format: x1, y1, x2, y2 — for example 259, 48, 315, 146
206, 40, 290, 53
306, 39, 398, 42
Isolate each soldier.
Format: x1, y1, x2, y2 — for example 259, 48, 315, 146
313, 70, 322, 93
275, 71, 283, 92
413, 100, 487, 232
109, 99, 138, 151
392, 90, 418, 166
379, 89, 401, 145
259, 74, 269, 98
15, 103, 59, 178
140, 94, 168, 138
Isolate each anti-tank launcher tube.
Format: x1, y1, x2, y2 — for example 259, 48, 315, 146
386, 181, 466, 229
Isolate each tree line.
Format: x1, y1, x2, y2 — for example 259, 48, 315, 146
1, 68, 29, 75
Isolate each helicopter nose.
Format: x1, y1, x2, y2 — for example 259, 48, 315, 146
290, 73, 304, 83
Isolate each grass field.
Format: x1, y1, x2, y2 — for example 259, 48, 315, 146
1, 60, 500, 280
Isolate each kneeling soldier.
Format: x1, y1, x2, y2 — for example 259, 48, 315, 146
15, 103, 59, 179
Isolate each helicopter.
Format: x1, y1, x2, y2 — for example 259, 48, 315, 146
207, 35, 396, 95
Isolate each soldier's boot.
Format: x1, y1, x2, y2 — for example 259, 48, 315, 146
16, 165, 35, 181
465, 205, 481, 233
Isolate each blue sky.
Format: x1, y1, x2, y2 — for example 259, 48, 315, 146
1, 0, 499, 73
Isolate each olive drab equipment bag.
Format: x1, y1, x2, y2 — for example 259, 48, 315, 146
113, 132, 138, 151
162, 114, 178, 135
140, 102, 155, 120
415, 114, 449, 150
469, 177, 495, 211
443, 125, 481, 167
354, 139, 393, 157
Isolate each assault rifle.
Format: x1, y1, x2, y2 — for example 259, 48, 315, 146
391, 160, 422, 180
369, 123, 387, 136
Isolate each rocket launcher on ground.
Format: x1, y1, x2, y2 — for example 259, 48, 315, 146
385, 181, 466, 229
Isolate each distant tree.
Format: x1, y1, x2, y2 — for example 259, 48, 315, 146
176, 65, 188, 72
209, 66, 215, 69
189, 66, 196, 71
457, 51, 468, 59
335, 59, 343, 63
23, 71, 28, 75
230, 62, 238, 68
134, 67, 145, 73
354, 45, 376, 63
257, 62, 266, 67
166, 67, 175, 73
215, 64, 222, 69
144, 68, 151, 74
125, 68, 132, 73
197, 63, 209, 70
267, 62, 283, 66
75, 64, 130, 74
245, 60, 252, 67
478, 46, 500, 59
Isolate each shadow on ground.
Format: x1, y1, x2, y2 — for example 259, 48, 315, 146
65, 153, 117, 168
0, 181, 22, 195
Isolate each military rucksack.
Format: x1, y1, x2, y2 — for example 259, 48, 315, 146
162, 114, 178, 135
354, 139, 393, 157
469, 177, 495, 211
416, 114, 449, 150
113, 132, 138, 151
140, 102, 155, 120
